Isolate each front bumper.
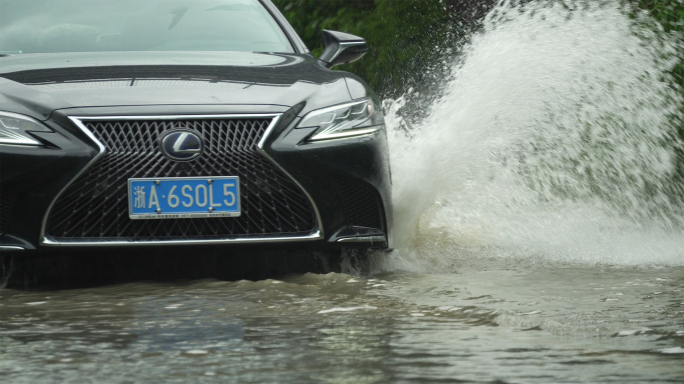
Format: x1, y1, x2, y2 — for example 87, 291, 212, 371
0, 105, 392, 252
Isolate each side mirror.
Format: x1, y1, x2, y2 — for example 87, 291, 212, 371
319, 30, 368, 69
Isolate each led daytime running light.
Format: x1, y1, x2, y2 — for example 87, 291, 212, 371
0, 112, 52, 146
298, 99, 380, 141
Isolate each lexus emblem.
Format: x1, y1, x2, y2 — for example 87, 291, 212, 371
160, 130, 204, 161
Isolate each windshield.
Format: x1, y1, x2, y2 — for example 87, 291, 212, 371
0, 0, 293, 54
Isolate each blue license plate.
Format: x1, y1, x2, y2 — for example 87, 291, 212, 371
128, 177, 240, 220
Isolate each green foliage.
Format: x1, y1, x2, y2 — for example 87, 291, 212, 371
638, 1, 684, 83
273, 0, 684, 209
272, 0, 456, 98
639, 0, 684, 32
637, 0, 684, 184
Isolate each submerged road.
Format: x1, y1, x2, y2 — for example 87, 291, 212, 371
0, 255, 682, 383
3, 0, 684, 381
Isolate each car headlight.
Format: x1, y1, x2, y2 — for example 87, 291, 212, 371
0, 111, 53, 146
297, 99, 382, 141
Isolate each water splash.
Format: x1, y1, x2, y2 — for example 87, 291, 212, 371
383, 0, 684, 270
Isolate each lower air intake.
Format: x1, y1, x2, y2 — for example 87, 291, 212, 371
337, 179, 384, 231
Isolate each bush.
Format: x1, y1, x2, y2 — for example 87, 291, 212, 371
273, 0, 684, 216
637, 0, 684, 189
272, 0, 486, 99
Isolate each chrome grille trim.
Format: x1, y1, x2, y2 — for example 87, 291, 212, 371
40, 114, 323, 246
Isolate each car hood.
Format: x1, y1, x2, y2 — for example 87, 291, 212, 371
0, 52, 353, 120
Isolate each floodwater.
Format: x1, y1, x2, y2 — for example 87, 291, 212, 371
2, 0, 684, 382
0, 262, 683, 383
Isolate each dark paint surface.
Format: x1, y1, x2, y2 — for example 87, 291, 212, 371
0, 52, 359, 119
0, 50, 391, 251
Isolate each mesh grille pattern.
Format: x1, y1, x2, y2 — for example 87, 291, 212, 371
338, 179, 383, 230
46, 118, 316, 241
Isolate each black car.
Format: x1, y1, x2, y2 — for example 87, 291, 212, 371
0, 0, 392, 254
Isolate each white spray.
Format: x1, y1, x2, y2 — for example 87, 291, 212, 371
384, 0, 684, 270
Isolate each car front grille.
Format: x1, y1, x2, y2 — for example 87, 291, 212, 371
45, 117, 317, 242
337, 179, 383, 231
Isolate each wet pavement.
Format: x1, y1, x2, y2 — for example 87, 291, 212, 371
1, 256, 682, 383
